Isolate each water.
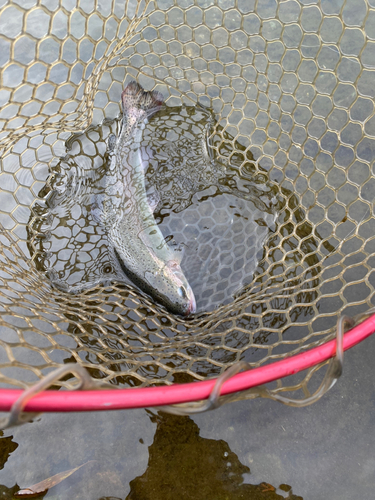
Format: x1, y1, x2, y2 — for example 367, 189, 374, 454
1, 0, 375, 498
1, 332, 375, 499
30, 103, 279, 313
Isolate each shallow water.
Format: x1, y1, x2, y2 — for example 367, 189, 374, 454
1, 0, 373, 391
1, 0, 375, 498
31, 104, 279, 313
0, 327, 374, 499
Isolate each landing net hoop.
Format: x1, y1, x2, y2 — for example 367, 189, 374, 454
0, 0, 375, 424
0, 312, 374, 418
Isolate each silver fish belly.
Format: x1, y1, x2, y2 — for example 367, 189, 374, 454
98, 81, 196, 315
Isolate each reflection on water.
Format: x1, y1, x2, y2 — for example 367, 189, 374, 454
0, 431, 19, 499
0, 431, 17, 471
0, 485, 20, 499
0, 414, 302, 500
126, 411, 303, 500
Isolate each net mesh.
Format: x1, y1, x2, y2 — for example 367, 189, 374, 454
0, 0, 375, 399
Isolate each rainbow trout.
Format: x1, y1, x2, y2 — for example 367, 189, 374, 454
96, 82, 196, 315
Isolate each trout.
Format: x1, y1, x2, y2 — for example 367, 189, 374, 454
97, 81, 196, 315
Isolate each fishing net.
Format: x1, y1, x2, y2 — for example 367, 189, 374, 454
0, 0, 375, 416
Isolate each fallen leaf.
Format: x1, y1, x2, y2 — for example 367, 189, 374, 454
14, 460, 96, 498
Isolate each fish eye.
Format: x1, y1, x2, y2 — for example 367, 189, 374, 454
178, 286, 187, 299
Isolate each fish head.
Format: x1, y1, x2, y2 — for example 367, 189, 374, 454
145, 260, 196, 316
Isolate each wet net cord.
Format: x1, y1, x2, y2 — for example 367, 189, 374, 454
0, 0, 375, 412
1, 308, 374, 428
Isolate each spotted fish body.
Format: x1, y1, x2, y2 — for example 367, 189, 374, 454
98, 82, 196, 315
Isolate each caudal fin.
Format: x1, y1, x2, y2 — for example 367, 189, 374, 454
121, 81, 164, 113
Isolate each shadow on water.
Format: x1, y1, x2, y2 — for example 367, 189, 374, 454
0, 431, 21, 499
0, 431, 18, 470
0, 414, 302, 500
125, 411, 303, 500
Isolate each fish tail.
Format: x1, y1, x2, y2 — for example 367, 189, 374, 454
121, 81, 164, 113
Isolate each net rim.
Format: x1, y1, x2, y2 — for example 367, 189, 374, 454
1, 313, 374, 413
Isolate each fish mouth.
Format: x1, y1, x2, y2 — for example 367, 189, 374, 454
167, 286, 196, 316
186, 293, 197, 315
177, 283, 196, 316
